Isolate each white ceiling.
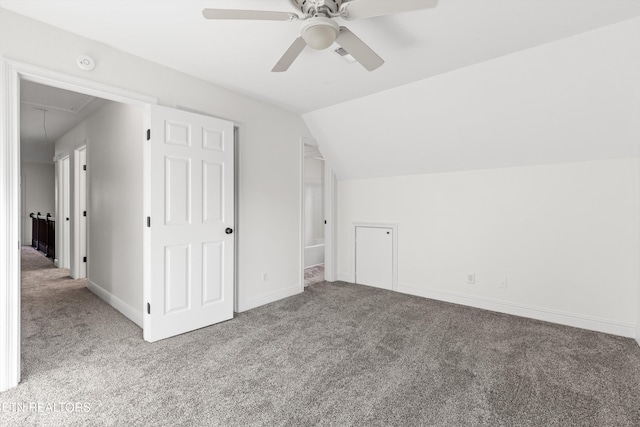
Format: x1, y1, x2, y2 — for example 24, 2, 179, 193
20, 81, 108, 164
2, 0, 640, 113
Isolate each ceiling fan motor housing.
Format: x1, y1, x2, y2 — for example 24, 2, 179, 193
301, 17, 340, 50
292, 0, 342, 17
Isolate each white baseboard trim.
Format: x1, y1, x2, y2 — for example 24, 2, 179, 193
337, 272, 353, 283
304, 262, 325, 269
237, 284, 301, 313
636, 329, 640, 347
87, 280, 143, 328
397, 283, 636, 339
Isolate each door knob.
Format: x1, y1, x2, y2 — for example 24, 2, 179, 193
225, 228, 233, 234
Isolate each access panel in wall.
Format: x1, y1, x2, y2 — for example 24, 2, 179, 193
355, 224, 395, 290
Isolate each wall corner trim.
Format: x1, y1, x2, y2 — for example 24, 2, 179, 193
86, 280, 143, 328
237, 284, 301, 313
0, 58, 22, 392
397, 283, 636, 339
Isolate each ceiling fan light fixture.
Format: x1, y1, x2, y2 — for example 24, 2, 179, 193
301, 17, 339, 50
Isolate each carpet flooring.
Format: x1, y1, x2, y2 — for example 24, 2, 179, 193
2, 246, 640, 426
304, 265, 324, 287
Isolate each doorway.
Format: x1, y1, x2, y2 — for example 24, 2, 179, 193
303, 143, 325, 287
0, 60, 157, 391
1, 59, 241, 391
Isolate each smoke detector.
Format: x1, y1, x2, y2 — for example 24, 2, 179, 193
76, 55, 96, 71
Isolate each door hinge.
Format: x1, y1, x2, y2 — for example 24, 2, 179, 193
147, 303, 151, 314
83, 256, 87, 263
147, 217, 151, 227
83, 211, 87, 217
83, 164, 87, 171
147, 129, 151, 141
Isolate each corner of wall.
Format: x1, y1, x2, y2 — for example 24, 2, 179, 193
86, 280, 142, 328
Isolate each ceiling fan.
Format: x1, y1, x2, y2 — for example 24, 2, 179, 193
202, 0, 438, 72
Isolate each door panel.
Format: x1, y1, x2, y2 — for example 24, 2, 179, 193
202, 241, 224, 305
165, 156, 191, 225
355, 226, 393, 290
145, 105, 234, 342
165, 244, 191, 314
203, 161, 223, 223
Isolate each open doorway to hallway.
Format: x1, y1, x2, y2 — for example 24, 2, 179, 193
20, 81, 102, 276
19, 78, 146, 381
303, 144, 325, 287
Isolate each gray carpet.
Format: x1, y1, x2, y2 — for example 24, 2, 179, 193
304, 264, 324, 287
2, 246, 640, 426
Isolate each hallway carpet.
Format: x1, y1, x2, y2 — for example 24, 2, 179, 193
2, 246, 640, 426
304, 264, 324, 287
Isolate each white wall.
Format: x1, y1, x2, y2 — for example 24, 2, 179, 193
337, 158, 638, 336
20, 162, 55, 245
55, 101, 144, 319
303, 17, 640, 339
1, 8, 314, 312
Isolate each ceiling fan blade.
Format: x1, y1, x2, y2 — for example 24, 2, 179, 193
202, 9, 299, 21
336, 27, 384, 71
272, 37, 307, 72
339, 0, 438, 20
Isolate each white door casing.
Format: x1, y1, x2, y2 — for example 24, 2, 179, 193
61, 156, 71, 269
72, 146, 87, 279
145, 105, 235, 342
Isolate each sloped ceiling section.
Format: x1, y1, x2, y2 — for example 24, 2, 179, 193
1, 1, 640, 113
304, 18, 640, 180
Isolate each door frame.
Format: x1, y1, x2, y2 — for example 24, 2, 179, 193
54, 152, 71, 269
0, 58, 157, 392
299, 137, 336, 290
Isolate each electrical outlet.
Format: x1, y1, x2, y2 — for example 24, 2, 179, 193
262, 272, 268, 282
467, 274, 475, 285
499, 277, 507, 288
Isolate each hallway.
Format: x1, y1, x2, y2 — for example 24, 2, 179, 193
20, 246, 141, 384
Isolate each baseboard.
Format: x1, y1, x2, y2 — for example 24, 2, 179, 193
237, 284, 301, 313
337, 272, 353, 283
397, 283, 636, 339
86, 280, 143, 328
304, 262, 325, 269
636, 328, 640, 347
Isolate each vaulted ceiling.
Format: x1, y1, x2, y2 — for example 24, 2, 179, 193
2, 0, 640, 113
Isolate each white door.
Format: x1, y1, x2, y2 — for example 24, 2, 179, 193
78, 147, 87, 279
61, 156, 71, 269
355, 226, 393, 290
145, 105, 235, 342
